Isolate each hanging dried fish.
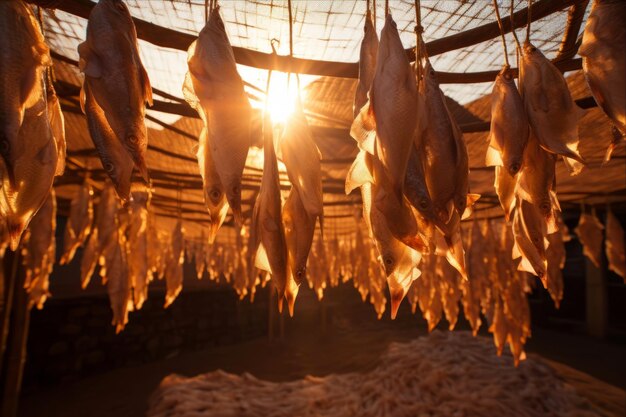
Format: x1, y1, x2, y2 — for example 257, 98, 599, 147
107, 230, 131, 334
60, 181, 94, 265
605, 209, 626, 281
575, 211, 604, 268
486, 65, 529, 177
512, 198, 548, 278
183, 6, 251, 224
282, 189, 316, 301
518, 41, 584, 174
516, 134, 560, 233
1, 91, 60, 250
579, 0, 626, 161
251, 115, 289, 313
354, 9, 378, 118
164, 219, 184, 308
22, 190, 56, 310
47, 87, 66, 177
127, 190, 151, 310
0, 0, 51, 188
419, 59, 477, 223
80, 184, 119, 288
197, 127, 228, 242
352, 14, 417, 201
545, 230, 565, 308
78, 0, 152, 192
280, 100, 324, 223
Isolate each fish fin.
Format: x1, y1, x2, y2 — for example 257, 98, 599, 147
345, 150, 373, 194
389, 287, 406, 320
461, 194, 481, 220
562, 156, 584, 175
77, 41, 102, 78
350, 101, 376, 154
485, 146, 503, 167
517, 256, 536, 275
604, 144, 617, 164
550, 190, 561, 212
139, 63, 153, 106
182, 72, 199, 108
445, 200, 455, 223
20, 67, 42, 109
512, 241, 522, 259
254, 243, 271, 273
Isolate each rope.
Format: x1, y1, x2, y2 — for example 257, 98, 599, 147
526, 0, 533, 42
510, 0, 522, 52
287, 0, 294, 57
493, 0, 510, 67
204, 0, 209, 23
385, 0, 389, 17
414, 0, 424, 81
372, 0, 377, 32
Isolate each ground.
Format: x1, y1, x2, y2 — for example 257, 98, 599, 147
18, 285, 626, 417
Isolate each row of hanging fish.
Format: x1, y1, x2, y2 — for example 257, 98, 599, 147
0, 1, 65, 253
346, 11, 479, 319
485, 2, 578, 296
182, 6, 324, 315
576, 207, 626, 283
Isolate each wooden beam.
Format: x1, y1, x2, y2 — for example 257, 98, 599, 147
555, 1, 590, 61
33, 0, 577, 79
436, 58, 582, 84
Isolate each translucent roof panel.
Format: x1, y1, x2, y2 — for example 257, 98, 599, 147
42, 0, 585, 106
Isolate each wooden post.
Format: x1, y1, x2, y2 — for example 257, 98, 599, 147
1, 254, 29, 417
279, 308, 285, 341
320, 296, 327, 335
268, 285, 275, 342
0, 252, 19, 378
585, 256, 607, 338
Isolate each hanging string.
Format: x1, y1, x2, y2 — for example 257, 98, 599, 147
526, 0, 533, 42
385, 0, 389, 17
36, 7, 54, 93
510, 0, 522, 52
493, 0, 510, 67
372, 0, 377, 32
287, 0, 294, 58
366, 0, 370, 12
204, 0, 209, 23
414, 0, 424, 81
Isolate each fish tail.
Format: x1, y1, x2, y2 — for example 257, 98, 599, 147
389, 287, 405, 320
8, 220, 25, 251
603, 143, 616, 164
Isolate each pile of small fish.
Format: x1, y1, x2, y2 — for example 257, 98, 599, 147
147, 331, 601, 417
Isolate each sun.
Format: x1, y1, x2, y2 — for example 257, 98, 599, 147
265, 71, 299, 125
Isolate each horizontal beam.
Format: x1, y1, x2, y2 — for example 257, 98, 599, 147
32, 0, 576, 79
436, 58, 582, 84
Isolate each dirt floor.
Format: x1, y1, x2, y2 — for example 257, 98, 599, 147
18, 285, 626, 417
